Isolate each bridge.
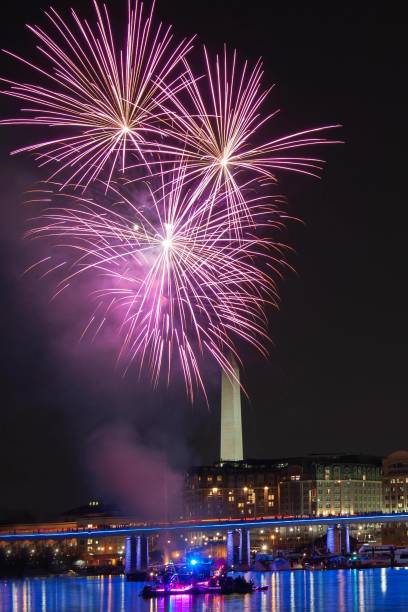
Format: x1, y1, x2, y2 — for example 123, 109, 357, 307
3, 512, 407, 576
1, 512, 407, 542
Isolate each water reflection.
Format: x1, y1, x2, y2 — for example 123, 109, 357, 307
352, 569, 359, 610
270, 572, 276, 612
338, 570, 345, 611
290, 571, 295, 610
310, 571, 315, 612
2, 569, 408, 611
12, 582, 18, 610
381, 567, 387, 594
358, 568, 365, 612
41, 581, 46, 612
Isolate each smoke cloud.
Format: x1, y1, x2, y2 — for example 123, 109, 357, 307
85, 423, 183, 521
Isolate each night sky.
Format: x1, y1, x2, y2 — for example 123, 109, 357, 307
1, 1, 407, 520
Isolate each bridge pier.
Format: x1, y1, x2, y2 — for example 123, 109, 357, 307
125, 535, 149, 580
240, 528, 251, 569
226, 528, 251, 569
326, 524, 350, 555
226, 529, 240, 568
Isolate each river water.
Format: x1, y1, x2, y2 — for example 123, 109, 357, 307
1, 568, 408, 611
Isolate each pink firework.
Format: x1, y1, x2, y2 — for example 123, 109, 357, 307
142, 46, 340, 225
1, 1, 193, 188
25, 169, 290, 401
4, 2, 340, 399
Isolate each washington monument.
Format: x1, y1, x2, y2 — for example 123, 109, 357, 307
220, 354, 243, 461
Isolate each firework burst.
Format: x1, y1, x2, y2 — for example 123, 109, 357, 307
1, 0, 193, 188
25, 169, 291, 401
141, 46, 339, 226
3, 1, 339, 400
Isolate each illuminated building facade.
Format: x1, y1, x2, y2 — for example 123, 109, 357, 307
184, 460, 281, 520
382, 451, 408, 545
383, 451, 408, 513
184, 454, 383, 520
280, 455, 383, 517
0, 501, 151, 570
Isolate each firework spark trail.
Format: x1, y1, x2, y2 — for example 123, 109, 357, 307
137, 46, 340, 229
25, 169, 292, 401
1, 0, 194, 188
2, 2, 340, 399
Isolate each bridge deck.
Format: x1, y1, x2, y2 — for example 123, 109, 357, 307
1, 513, 408, 541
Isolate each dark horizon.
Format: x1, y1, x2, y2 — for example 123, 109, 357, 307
1, 0, 407, 521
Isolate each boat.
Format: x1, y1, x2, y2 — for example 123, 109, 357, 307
393, 547, 408, 566
141, 583, 199, 597
140, 571, 268, 598
358, 545, 408, 567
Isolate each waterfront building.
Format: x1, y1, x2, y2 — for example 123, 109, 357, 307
183, 454, 383, 520
280, 454, 383, 517
183, 459, 280, 520
382, 451, 408, 545
383, 450, 408, 513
